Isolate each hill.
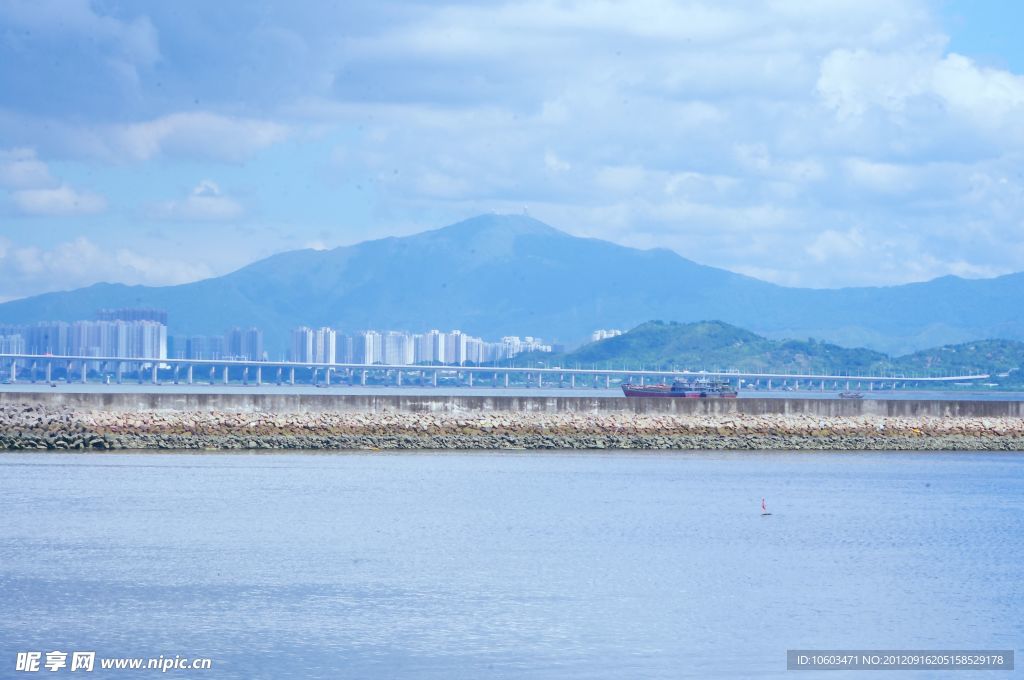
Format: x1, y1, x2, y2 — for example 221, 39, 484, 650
558, 321, 889, 373
1, 214, 1024, 355
534, 321, 1024, 382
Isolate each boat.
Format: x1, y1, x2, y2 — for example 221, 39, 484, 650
838, 391, 863, 399
621, 378, 737, 398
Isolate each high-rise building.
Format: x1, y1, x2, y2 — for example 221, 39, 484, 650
25, 322, 70, 356
336, 334, 354, 364
465, 336, 485, 364
382, 331, 411, 365
226, 327, 264, 361
120, 320, 167, 360
287, 325, 550, 366
290, 327, 314, 363
185, 336, 210, 360
206, 336, 226, 360
97, 308, 168, 325
314, 327, 336, 364
0, 334, 25, 354
291, 326, 338, 363
168, 334, 188, 359
419, 329, 445, 364
353, 330, 382, 364
444, 330, 467, 365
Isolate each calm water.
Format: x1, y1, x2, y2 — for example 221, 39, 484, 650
0, 451, 1021, 679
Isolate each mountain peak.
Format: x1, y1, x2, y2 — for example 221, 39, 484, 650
433, 213, 565, 238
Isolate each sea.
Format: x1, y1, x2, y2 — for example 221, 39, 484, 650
0, 450, 1021, 679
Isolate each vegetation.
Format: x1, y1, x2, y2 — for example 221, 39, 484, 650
515, 320, 1024, 385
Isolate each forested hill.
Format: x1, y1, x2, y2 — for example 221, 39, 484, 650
536, 321, 1024, 381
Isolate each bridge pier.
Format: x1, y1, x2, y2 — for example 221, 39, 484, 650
468, 371, 473, 387
46, 362, 53, 384
223, 365, 229, 385
81, 362, 88, 384
396, 369, 402, 386
433, 371, 438, 387
290, 367, 295, 385
9, 360, 16, 383
361, 370, 366, 386
255, 366, 262, 386
187, 365, 193, 385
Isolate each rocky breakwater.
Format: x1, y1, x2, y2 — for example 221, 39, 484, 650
2, 402, 1024, 451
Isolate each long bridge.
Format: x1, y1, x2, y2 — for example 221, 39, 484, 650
0, 353, 991, 391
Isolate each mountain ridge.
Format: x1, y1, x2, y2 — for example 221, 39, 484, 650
1, 214, 1021, 355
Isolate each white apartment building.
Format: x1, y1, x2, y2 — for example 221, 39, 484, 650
591, 329, 623, 342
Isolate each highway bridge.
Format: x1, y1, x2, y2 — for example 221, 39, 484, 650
0, 353, 991, 391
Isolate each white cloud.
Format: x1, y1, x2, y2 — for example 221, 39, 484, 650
544, 151, 571, 173
0, 147, 107, 216
595, 165, 647, 194
806, 228, 866, 262
154, 180, 243, 221
10, 184, 107, 216
0, 237, 213, 301
107, 112, 289, 162
817, 47, 1024, 145
0, 0, 159, 66
2, 0, 1024, 292
843, 158, 919, 194
0, 148, 56, 189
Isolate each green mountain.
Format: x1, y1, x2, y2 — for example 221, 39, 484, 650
540, 320, 1024, 381
1, 214, 1024, 355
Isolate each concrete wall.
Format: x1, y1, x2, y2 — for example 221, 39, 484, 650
2, 391, 1022, 418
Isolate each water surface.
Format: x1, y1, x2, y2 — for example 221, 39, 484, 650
1, 451, 1021, 678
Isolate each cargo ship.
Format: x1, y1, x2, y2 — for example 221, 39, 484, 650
621, 378, 738, 398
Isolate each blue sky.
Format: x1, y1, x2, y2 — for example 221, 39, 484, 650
1, 0, 1023, 301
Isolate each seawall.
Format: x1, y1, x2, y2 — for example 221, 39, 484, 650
1, 391, 1023, 418
2, 391, 1024, 451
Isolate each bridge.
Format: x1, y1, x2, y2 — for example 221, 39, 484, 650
0, 353, 991, 391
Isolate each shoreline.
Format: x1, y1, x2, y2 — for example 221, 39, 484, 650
3, 402, 1024, 452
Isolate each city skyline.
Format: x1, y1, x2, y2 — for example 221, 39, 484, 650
0, 310, 556, 366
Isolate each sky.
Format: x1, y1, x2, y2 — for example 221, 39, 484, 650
1, 0, 1023, 301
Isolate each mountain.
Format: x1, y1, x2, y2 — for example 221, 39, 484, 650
2, 213, 1024, 355
540, 320, 1024, 380
554, 320, 890, 374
